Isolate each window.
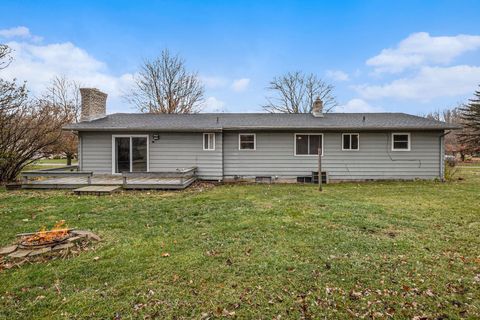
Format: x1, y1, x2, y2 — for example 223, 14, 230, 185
342, 133, 359, 150
392, 133, 410, 151
295, 134, 323, 155
239, 134, 256, 150
203, 133, 215, 150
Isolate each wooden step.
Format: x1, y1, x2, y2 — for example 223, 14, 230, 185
73, 185, 122, 196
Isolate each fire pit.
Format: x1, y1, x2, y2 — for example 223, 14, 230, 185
18, 221, 73, 249
0, 220, 101, 266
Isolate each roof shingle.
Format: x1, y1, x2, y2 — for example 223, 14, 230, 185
64, 112, 459, 131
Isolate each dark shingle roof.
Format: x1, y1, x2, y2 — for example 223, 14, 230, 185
64, 112, 459, 131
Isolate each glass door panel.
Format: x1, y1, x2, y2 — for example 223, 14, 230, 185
132, 137, 147, 172
115, 137, 130, 173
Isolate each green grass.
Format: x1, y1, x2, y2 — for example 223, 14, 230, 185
36, 159, 78, 165
1, 168, 479, 319
22, 159, 78, 172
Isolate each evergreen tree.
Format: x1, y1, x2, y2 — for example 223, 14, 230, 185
458, 86, 480, 154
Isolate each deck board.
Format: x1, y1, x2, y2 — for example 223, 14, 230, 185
23, 175, 196, 190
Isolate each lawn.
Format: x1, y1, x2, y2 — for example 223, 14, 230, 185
23, 159, 78, 171
0, 168, 479, 319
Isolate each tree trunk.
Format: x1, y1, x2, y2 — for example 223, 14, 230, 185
66, 154, 72, 166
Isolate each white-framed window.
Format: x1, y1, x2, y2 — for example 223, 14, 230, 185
203, 133, 215, 151
342, 133, 359, 151
392, 133, 411, 151
294, 133, 323, 156
239, 133, 256, 150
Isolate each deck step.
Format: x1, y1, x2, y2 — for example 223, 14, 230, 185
73, 185, 122, 195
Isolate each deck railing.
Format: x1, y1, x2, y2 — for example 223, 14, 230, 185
121, 167, 197, 186
20, 166, 198, 189
21, 166, 93, 185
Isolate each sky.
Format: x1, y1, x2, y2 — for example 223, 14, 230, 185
1, 0, 480, 115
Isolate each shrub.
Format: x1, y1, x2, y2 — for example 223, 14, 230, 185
444, 162, 459, 181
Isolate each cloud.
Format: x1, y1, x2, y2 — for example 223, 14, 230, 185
201, 76, 251, 92
0, 26, 31, 38
200, 76, 229, 89
367, 32, 480, 73
231, 78, 250, 92
202, 96, 225, 112
326, 70, 349, 81
1, 39, 134, 99
0, 26, 42, 42
334, 98, 383, 113
355, 65, 480, 101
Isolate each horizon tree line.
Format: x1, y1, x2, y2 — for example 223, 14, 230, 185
1, 44, 479, 182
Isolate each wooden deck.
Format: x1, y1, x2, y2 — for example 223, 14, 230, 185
21, 170, 197, 190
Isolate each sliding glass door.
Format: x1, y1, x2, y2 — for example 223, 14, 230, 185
113, 135, 148, 173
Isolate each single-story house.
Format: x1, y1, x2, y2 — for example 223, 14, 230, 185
64, 88, 458, 182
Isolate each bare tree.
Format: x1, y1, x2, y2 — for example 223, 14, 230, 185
263, 71, 337, 113
42, 76, 81, 165
0, 93, 69, 182
0, 47, 68, 182
425, 106, 469, 160
126, 49, 204, 113
0, 44, 13, 70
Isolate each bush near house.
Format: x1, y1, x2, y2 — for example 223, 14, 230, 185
0, 167, 479, 319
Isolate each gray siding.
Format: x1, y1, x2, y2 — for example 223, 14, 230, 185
79, 131, 222, 179
149, 132, 222, 180
223, 131, 442, 180
79, 130, 443, 181
79, 132, 112, 174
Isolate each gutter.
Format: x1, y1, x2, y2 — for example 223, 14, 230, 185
63, 126, 460, 132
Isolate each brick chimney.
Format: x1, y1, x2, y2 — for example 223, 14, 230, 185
312, 97, 324, 117
80, 88, 107, 121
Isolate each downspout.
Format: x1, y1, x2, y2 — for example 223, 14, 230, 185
78, 131, 82, 171
439, 131, 450, 182
221, 131, 224, 182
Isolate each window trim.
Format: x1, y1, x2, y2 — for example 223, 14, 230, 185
391, 132, 411, 151
203, 133, 216, 151
341, 133, 360, 151
111, 134, 150, 174
238, 133, 256, 151
294, 133, 324, 156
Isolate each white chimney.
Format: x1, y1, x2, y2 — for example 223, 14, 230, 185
80, 88, 107, 121
312, 97, 324, 117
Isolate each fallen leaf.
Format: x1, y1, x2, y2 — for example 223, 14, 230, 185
161, 252, 170, 257
222, 309, 235, 317
425, 289, 435, 297
93, 256, 100, 261
349, 290, 362, 300
474, 274, 480, 283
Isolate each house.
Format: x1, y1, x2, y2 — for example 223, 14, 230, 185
64, 88, 458, 182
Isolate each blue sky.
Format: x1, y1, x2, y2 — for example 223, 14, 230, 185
1, 0, 480, 114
